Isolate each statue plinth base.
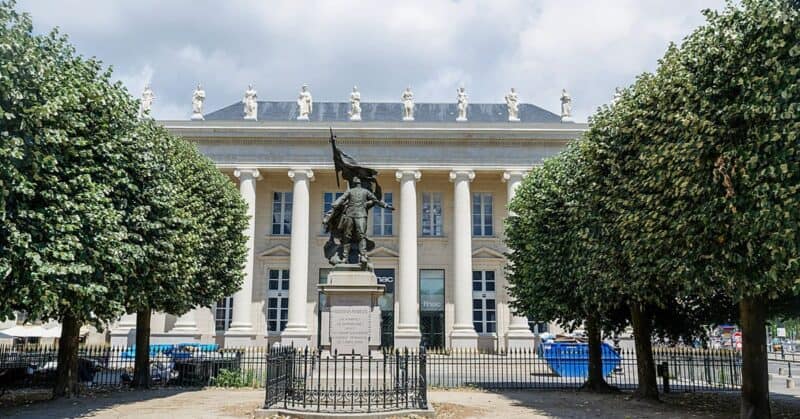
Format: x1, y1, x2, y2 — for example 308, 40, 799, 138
190, 113, 204, 121
349, 115, 361, 121
508, 117, 520, 122
561, 116, 574, 123
296, 115, 309, 121
243, 115, 257, 121
456, 117, 467, 122
402, 116, 414, 122
318, 266, 384, 356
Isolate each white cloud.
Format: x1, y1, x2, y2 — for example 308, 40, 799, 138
16, 0, 727, 121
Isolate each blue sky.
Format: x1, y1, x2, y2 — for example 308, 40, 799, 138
17, 0, 728, 121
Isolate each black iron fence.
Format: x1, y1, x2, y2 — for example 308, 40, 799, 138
265, 347, 428, 414
0, 344, 761, 394
0, 344, 268, 390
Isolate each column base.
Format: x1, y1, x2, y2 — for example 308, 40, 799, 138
110, 328, 135, 347
394, 327, 422, 349
450, 326, 478, 349
224, 330, 258, 347
151, 331, 204, 345
505, 328, 537, 351
280, 326, 311, 349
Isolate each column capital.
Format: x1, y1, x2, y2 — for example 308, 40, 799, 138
288, 168, 315, 182
449, 169, 475, 183
395, 170, 422, 182
502, 170, 527, 183
234, 168, 262, 180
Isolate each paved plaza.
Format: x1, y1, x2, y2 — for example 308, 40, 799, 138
4, 387, 800, 419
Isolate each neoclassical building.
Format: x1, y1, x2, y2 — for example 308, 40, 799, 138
102, 98, 587, 351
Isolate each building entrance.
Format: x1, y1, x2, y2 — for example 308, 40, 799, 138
419, 269, 445, 349
375, 268, 395, 348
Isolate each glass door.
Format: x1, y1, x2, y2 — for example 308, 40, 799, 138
419, 269, 445, 350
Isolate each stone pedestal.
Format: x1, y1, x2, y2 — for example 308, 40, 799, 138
190, 112, 204, 121
318, 266, 384, 356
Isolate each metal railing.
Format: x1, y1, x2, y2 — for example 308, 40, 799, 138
0, 344, 268, 390
265, 346, 428, 414
0, 344, 757, 394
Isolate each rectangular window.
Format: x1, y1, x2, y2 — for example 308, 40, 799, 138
272, 192, 293, 235
322, 192, 344, 233
373, 192, 393, 236
421, 192, 443, 236
214, 296, 233, 332
420, 269, 445, 312
472, 270, 497, 334
266, 269, 290, 333
472, 193, 493, 236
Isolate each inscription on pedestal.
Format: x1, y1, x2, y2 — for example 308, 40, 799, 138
330, 302, 371, 355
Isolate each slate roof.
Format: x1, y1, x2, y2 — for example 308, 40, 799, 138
203, 101, 563, 123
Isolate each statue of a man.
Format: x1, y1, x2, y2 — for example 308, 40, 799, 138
349, 86, 362, 121
505, 88, 520, 122
560, 88, 573, 122
191, 84, 205, 120
139, 84, 155, 118
297, 84, 313, 120
324, 176, 394, 265
456, 87, 468, 121
401, 86, 414, 121
243, 84, 258, 120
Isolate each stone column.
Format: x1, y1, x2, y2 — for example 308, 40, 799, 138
449, 169, 478, 349
281, 169, 314, 347
170, 309, 202, 343
503, 171, 537, 350
226, 168, 261, 346
394, 170, 422, 349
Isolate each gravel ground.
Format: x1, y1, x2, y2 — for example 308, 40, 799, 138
3, 387, 800, 418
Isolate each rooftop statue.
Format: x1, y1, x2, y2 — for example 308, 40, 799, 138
456, 86, 468, 122
297, 84, 313, 120
191, 84, 205, 120
349, 86, 362, 121
139, 84, 155, 119
560, 88, 573, 122
243, 84, 258, 120
323, 129, 394, 268
401, 86, 415, 121
505, 87, 520, 122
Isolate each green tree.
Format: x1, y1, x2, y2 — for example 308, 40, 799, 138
124, 124, 248, 388
506, 142, 628, 392
588, 1, 799, 415
0, 1, 139, 397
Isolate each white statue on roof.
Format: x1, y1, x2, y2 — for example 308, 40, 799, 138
456, 87, 468, 122
401, 86, 414, 121
297, 84, 313, 121
349, 86, 361, 121
560, 88, 573, 123
139, 84, 154, 119
243, 84, 258, 120
505, 87, 520, 122
191, 84, 205, 121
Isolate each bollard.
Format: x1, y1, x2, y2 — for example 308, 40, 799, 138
787, 378, 795, 389
779, 367, 784, 376
789, 362, 793, 378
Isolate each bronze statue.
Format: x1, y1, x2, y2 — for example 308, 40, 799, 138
324, 129, 394, 267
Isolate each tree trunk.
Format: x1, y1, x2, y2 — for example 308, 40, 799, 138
132, 309, 151, 388
740, 296, 771, 419
630, 303, 659, 401
53, 313, 81, 398
582, 315, 617, 392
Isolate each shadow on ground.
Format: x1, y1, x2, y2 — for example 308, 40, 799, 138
2, 387, 208, 419
489, 388, 800, 419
